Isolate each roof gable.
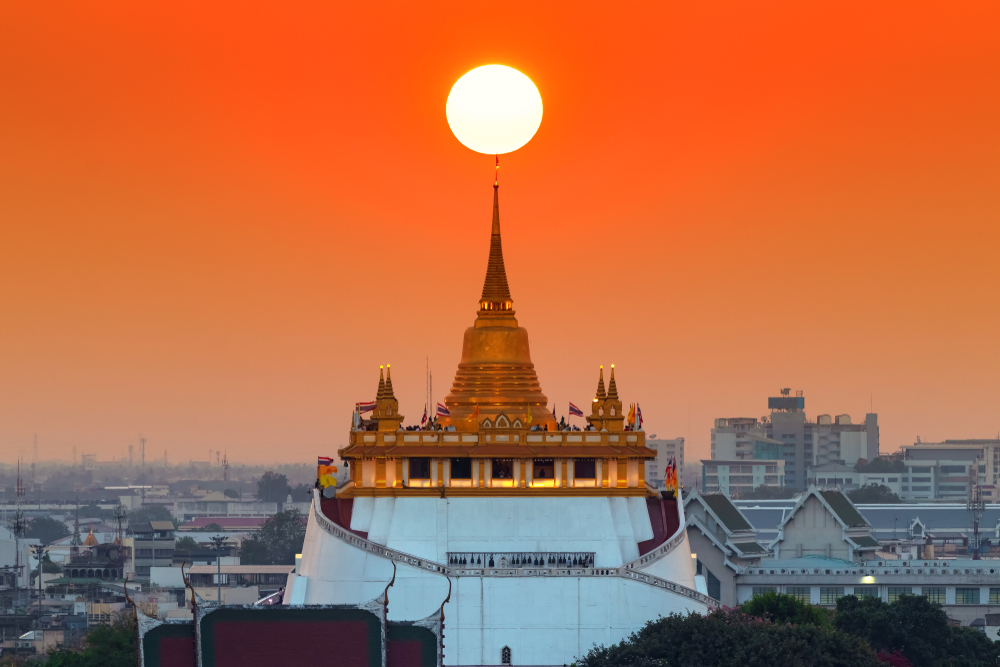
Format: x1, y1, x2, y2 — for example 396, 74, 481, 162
819, 490, 869, 527
702, 494, 754, 532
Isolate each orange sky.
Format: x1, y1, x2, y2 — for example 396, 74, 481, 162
2, 1, 998, 465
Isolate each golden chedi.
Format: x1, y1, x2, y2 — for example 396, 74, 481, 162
441, 184, 556, 431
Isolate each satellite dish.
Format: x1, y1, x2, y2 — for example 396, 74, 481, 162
649, 434, 658, 439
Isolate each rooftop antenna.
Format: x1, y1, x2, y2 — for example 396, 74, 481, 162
140, 436, 146, 471
967, 465, 985, 560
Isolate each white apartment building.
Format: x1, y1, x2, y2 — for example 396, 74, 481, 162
701, 459, 785, 497
645, 437, 684, 489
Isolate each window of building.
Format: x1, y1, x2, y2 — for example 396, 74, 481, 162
912, 477, 932, 482
136, 549, 153, 557
752, 587, 776, 596
888, 478, 898, 482
532, 459, 554, 480
888, 587, 912, 602
450, 458, 472, 479
574, 459, 596, 479
956, 588, 980, 605
153, 549, 173, 558
491, 459, 513, 480
786, 587, 810, 603
912, 486, 931, 492
853, 586, 879, 598
990, 589, 1000, 604
940, 465, 966, 474
911, 467, 932, 473
922, 587, 945, 604
409, 458, 431, 479
501, 646, 511, 665
820, 587, 844, 604
902, 486, 909, 491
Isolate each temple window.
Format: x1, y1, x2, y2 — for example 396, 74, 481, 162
533, 459, 554, 479
409, 458, 431, 479
491, 459, 513, 480
610, 407, 616, 416
574, 459, 596, 479
501, 647, 511, 665
599, 407, 604, 416
450, 458, 472, 479
497, 415, 509, 428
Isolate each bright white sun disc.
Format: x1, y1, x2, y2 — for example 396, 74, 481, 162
446, 65, 543, 155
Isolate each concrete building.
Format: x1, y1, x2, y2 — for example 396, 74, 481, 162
769, 486, 880, 561
901, 439, 1000, 501
645, 437, 684, 490
132, 521, 175, 579
712, 389, 879, 490
701, 459, 784, 497
807, 463, 905, 496
174, 494, 278, 521
684, 488, 769, 606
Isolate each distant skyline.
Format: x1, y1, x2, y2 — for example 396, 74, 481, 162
2, 2, 998, 464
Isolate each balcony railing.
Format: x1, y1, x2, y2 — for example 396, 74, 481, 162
350, 431, 645, 448
447, 552, 595, 568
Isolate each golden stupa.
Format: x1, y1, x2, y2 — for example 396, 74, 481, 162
440, 184, 556, 430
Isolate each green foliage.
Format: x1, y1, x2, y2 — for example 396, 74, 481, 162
26, 517, 70, 544
740, 590, 830, 626
855, 457, 905, 473
290, 482, 314, 502
41, 554, 62, 573
223, 488, 239, 498
175, 536, 199, 552
742, 484, 798, 500
39, 614, 136, 667
579, 608, 879, 667
128, 504, 176, 527
203, 523, 224, 532
848, 483, 902, 504
240, 509, 305, 565
835, 594, 999, 667
256, 470, 291, 502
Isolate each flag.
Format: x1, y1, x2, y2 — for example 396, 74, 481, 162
421, 406, 428, 424
317, 456, 334, 466
627, 404, 636, 426
525, 411, 533, 424
436, 402, 451, 417
357, 401, 376, 414
569, 402, 584, 417
636, 404, 643, 429
467, 405, 480, 422
317, 456, 338, 488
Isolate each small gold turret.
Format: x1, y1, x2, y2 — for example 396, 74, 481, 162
373, 364, 404, 431
587, 365, 625, 432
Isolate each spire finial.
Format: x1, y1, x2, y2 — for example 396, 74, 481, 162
479, 182, 512, 312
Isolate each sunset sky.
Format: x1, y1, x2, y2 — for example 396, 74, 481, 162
2, 1, 998, 465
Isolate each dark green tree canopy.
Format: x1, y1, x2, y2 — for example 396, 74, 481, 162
855, 457, 906, 473
26, 517, 70, 544
240, 509, 305, 565
847, 483, 902, 504
740, 589, 830, 626
175, 536, 199, 552
256, 470, 291, 503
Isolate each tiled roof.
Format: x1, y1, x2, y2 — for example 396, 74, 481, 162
848, 535, 880, 548
819, 490, 868, 527
702, 494, 754, 532
730, 541, 768, 554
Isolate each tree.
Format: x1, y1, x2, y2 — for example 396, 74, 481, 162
224, 488, 239, 499
742, 484, 798, 500
256, 471, 291, 503
856, 457, 905, 473
42, 612, 136, 667
848, 484, 902, 504
175, 536, 199, 552
26, 517, 70, 544
579, 607, 880, 667
240, 509, 305, 565
203, 523, 224, 532
290, 483, 313, 502
834, 594, 998, 667
740, 590, 830, 627
128, 504, 176, 528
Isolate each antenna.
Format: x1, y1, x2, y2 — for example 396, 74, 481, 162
140, 436, 146, 471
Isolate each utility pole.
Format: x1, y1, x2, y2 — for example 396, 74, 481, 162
140, 437, 146, 471
209, 535, 227, 604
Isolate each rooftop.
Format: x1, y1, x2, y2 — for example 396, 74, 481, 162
701, 493, 754, 532
819, 490, 868, 527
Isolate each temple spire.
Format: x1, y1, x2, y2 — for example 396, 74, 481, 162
377, 366, 385, 399
384, 364, 395, 399
479, 184, 512, 312
596, 366, 606, 399
608, 365, 619, 400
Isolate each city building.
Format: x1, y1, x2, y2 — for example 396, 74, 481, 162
712, 389, 879, 490
806, 463, 904, 496
684, 488, 769, 605
701, 459, 784, 497
769, 486, 880, 560
291, 185, 714, 666
131, 521, 175, 579
174, 494, 278, 521
645, 437, 684, 490
900, 439, 1000, 501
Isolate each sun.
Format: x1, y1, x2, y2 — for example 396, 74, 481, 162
446, 65, 543, 155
